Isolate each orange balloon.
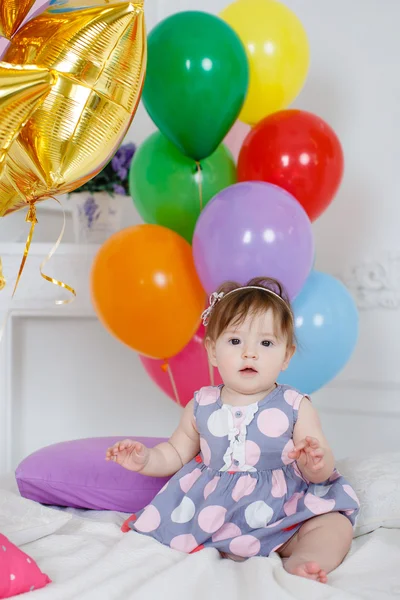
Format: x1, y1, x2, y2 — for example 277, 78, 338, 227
90, 225, 206, 359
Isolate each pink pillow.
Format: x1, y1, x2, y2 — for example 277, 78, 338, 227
0, 534, 51, 598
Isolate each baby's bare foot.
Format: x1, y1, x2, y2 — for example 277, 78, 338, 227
220, 551, 246, 562
283, 558, 328, 584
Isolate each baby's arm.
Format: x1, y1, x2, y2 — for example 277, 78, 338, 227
143, 399, 200, 476
106, 399, 200, 477
290, 398, 335, 484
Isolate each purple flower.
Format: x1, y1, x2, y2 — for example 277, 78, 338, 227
113, 184, 125, 195
112, 155, 122, 171
112, 143, 135, 171
81, 196, 100, 228
111, 152, 122, 172
75, 142, 136, 196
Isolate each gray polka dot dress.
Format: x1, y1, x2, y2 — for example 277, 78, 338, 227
125, 385, 359, 557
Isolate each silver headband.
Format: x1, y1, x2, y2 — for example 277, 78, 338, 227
201, 285, 291, 326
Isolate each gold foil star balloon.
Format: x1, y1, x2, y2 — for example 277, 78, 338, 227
0, 0, 146, 217
0, 62, 54, 301
0, 0, 37, 39
0, 62, 55, 171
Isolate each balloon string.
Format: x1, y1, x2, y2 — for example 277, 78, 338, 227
0, 257, 8, 344
166, 361, 182, 407
0, 258, 5, 291
10, 197, 76, 302
0, 202, 37, 345
12, 202, 37, 297
0, 198, 76, 345
195, 161, 203, 212
208, 359, 215, 387
0, 258, 6, 344
40, 197, 76, 305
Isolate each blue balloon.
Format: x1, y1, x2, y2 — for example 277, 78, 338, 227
278, 270, 359, 394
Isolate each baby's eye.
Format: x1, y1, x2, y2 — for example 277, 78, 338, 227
262, 340, 273, 347
229, 338, 241, 345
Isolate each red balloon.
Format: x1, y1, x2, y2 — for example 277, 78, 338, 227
139, 325, 222, 408
237, 109, 344, 221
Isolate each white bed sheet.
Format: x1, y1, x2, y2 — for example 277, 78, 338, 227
1, 475, 399, 600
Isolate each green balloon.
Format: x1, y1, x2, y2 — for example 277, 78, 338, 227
129, 132, 236, 243
142, 11, 249, 161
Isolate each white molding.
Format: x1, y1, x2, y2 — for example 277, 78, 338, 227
344, 253, 400, 309
0, 243, 99, 472
328, 378, 400, 391
37, 199, 72, 214
0, 243, 98, 255
313, 384, 400, 415
1, 309, 97, 472
3, 244, 400, 311
0, 243, 100, 313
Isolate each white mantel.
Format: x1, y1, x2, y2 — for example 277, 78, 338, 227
0, 243, 100, 315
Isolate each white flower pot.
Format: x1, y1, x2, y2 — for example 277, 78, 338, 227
70, 191, 124, 244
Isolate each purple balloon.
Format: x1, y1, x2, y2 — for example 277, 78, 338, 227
193, 181, 314, 299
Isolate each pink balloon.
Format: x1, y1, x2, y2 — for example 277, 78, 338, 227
139, 325, 222, 408
224, 120, 251, 163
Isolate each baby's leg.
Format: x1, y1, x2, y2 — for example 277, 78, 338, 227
278, 513, 353, 584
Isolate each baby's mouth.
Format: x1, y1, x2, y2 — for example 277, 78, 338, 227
240, 367, 258, 375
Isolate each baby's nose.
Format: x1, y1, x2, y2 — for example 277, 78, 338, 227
243, 347, 257, 359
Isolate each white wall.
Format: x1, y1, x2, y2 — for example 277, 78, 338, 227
3, 0, 398, 267
1, 1, 400, 468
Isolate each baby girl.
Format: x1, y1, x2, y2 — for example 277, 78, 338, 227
106, 277, 359, 583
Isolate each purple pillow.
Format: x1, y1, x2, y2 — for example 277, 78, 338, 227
15, 437, 170, 513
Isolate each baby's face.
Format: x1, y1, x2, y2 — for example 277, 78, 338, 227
207, 309, 294, 396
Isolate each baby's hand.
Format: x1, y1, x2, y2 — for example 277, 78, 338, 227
105, 439, 150, 472
288, 436, 325, 472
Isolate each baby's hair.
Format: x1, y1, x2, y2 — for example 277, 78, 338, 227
205, 277, 295, 346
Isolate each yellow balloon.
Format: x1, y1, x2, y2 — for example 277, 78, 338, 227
0, 0, 146, 217
220, 0, 309, 125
